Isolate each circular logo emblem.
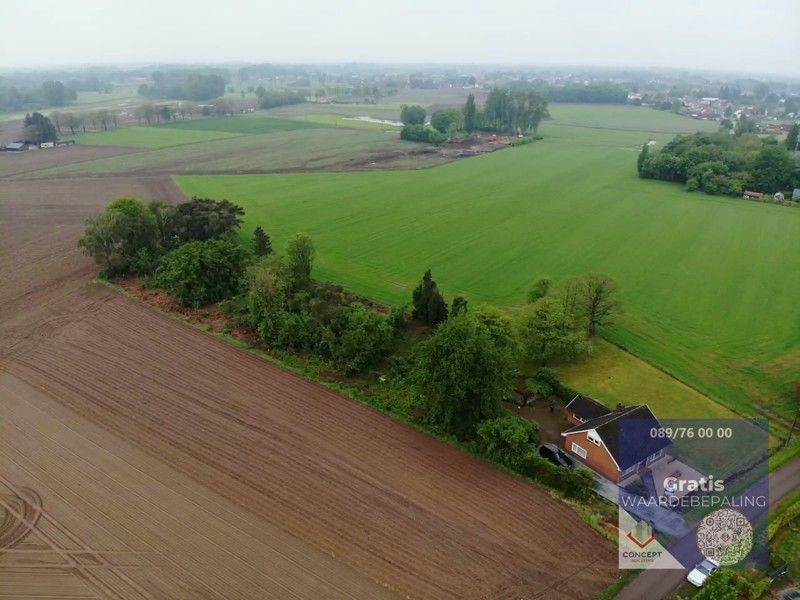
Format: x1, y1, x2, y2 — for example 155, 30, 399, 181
696, 508, 753, 565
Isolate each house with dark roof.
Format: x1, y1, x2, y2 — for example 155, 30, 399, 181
561, 400, 671, 483
565, 394, 613, 425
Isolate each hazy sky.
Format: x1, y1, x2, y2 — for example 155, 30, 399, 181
2, 0, 798, 76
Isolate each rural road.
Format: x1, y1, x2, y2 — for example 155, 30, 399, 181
616, 456, 800, 600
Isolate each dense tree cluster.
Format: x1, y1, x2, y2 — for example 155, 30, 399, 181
399, 104, 447, 142
0, 79, 77, 112
139, 71, 226, 101
638, 132, 800, 196
517, 274, 618, 363
246, 236, 396, 374
22, 112, 57, 143
430, 108, 463, 134
412, 313, 513, 438
480, 88, 549, 135
400, 104, 426, 125
79, 196, 247, 279
152, 239, 247, 306
399, 89, 549, 145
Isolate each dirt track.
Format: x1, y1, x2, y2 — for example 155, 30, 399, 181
0, 175, 617, 599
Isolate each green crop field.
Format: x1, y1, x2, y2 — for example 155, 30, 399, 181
156, 116, 323, 134
176, 107, 800, 425
546, 103, 717, 133
74, 126, 240, 148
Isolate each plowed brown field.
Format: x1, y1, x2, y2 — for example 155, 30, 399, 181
0, 175, 617, 599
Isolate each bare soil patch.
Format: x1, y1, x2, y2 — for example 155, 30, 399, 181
0, 176, 617, 599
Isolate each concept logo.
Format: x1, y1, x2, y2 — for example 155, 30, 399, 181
626, 519, 657, 548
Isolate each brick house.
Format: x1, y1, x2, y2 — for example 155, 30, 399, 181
561, 397, 671, 483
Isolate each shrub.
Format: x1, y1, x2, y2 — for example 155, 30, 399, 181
477, 415, 540, 470
524, 377, 552, 399
531, 367, 577, 401
400, 124, 446, 145
526, 277, 551, 303
523, 458, 595, 500
332, 304, 394, 374
152, 239, 247, 306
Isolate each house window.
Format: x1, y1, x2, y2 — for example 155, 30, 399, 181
647, 449, 664, 465
620, 462, 639, 479
587, 430, 602, 446
571, 442, 588, 459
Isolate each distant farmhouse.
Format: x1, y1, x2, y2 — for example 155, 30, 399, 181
3, 139, 74, 152
562, 396, 671, 483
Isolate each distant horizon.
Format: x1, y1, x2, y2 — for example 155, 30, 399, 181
1, 60, 798, 84
2, 0, 798, 78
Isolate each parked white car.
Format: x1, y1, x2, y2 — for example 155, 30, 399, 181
687, 558, 720, 587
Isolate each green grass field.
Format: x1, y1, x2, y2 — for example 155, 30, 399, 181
546, 103, 717, 133
156, 116, 323, 134
71, 85, 140, 108
74, 126, 240, 148
176, 107, 800, 424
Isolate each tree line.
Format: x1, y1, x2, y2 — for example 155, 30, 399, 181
256, 88, 306, 109
0, 79, 78, 113
637, 131, 800, 197
79, 200, 620, 502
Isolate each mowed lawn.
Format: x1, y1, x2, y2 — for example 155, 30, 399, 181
176, 113, 800, 424
74, 126, 240, 148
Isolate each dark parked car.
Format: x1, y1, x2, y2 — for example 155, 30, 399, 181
539, 443, 574, 469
